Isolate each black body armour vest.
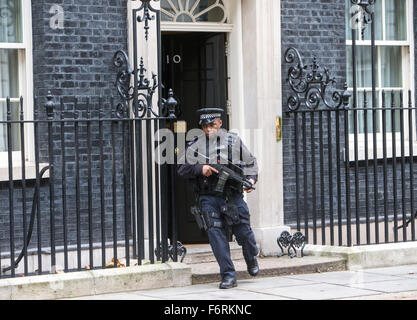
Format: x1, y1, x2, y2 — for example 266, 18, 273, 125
195, 133, 243, 196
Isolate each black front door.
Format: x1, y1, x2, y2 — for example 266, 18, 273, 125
162, 32, 228, 244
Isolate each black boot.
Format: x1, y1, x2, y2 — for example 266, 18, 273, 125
219, 277, 237, 289
246, 257, 259, 277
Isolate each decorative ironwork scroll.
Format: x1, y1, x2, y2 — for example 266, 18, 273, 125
113, 50, 164, 119
290, 231, 306, 258
285, 47, 351, 112
277, 231, 293, 258
277, 231, 306, 258
112, 0, 178, 119
350, 0, 376, 38
137, 0, 156, 41
155, 241, 187, 263
113, 50, 134, 102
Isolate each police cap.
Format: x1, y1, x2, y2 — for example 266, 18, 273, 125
197, 108, 225, 126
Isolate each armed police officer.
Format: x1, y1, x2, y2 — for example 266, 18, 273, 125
177, 108, 259, 289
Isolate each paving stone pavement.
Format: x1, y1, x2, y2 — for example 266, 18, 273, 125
66, 264, 417, 300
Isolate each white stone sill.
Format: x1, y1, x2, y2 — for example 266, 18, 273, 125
0, 162, 49, 182
346, 141, 417, 162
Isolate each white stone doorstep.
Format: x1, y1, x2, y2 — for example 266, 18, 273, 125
304, 242, 417, 271
0, 262, 192, 300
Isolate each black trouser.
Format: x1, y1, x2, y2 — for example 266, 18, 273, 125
200, 193, 259, 280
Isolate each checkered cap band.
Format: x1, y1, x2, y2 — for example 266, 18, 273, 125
200, 113, 222, 120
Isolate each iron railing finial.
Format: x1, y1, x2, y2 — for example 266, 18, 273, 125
166, 89, 178, 119
45, 91, 55, 119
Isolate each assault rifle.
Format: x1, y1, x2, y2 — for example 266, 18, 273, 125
188, 147, 255, 193
211, 162, 255, 193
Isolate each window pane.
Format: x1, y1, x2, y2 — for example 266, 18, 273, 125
346, 45, 378, 88
381, 46, 402, 88
385, 0, 407, 41
360, 91, 380, 134
161, 0, 176, 21
363, 0, 383, 41
195, 6, 225, 22
176, 13, 193, 22
0, 101, 20, 152
349, 90, 380, 134
345, 0, 353, 41
0, 0, 22, 43
345, 0, 361, 41
0, 49, 19, 98
195, 0, 225, 22
383, 90, 401, 133
346, 0, 382, 41
161, 0, 227, 23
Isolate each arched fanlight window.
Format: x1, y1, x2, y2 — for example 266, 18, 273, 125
161, 0, 228, 23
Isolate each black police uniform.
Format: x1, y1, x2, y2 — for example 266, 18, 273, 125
177, 108, 259, 289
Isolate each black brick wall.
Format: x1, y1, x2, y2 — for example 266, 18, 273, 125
0, 0, 129, 256
281, 0, 347, 227
32, 0, 128, 99
30, 0, 129, 172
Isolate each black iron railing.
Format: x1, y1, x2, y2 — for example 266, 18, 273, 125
284, 0, 417, 247
0, 0, 183, 279
0, 92, 178, 279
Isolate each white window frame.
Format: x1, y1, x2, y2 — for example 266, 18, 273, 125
346, 0, 415, 161
0, 0, 34, 170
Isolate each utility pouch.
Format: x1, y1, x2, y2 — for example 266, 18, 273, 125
220, 204, 241, 226
202, 211, 224, 229
214, 170, 230, 194
191, 207, 223, 231
191, 206, 208, 231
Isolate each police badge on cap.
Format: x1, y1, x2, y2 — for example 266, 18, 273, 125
197, 108, 225, 126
